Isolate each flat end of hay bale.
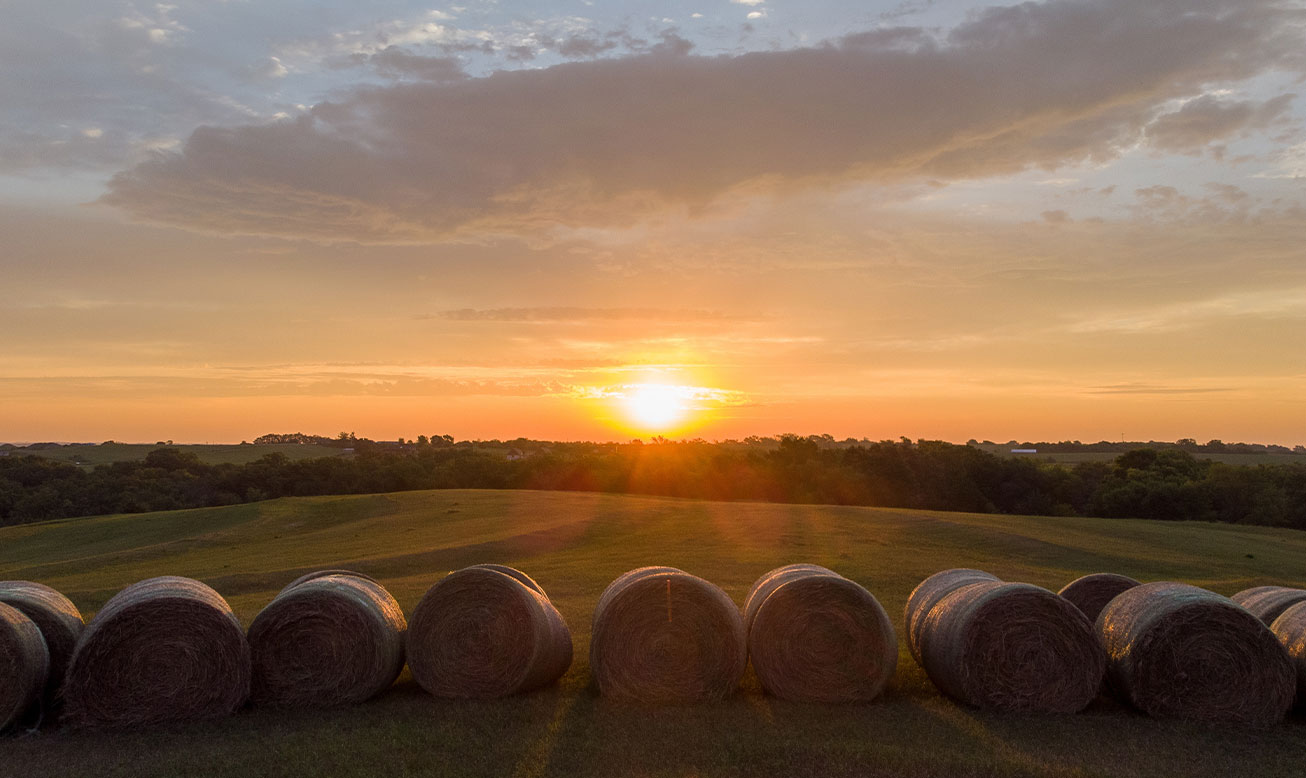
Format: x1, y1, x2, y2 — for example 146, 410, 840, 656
62, 576, 251, 729
1, 601, 49, 733
590, 567, 745, 703
407, 566, 571, 699
921, 581, 1104, 713
1270, 601, 1306, 706
0, 580, 84, 705
250, 574, 407, 707
1099, 582, 1295, 724
748, 570, 897, 703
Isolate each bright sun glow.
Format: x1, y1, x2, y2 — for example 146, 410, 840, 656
623, 384, 689, 431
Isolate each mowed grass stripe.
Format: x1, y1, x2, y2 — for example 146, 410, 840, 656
3, 489, 1306, 778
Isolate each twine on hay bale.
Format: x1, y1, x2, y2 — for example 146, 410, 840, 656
62, 576, 251, 729
248, 573, 407, 707
1270, 601, 1306, 706
407, 565, 572, 698
1098, 582, 1295, 724
1231, 586, 1306, 626
1058, 573, 1142, 623
1, 602, 49, 733
0, 581, 84, 706
917, 580, 1104, 713
904, 568, 1000, 666
743, 564, 897, 703
590, 566, 746, 703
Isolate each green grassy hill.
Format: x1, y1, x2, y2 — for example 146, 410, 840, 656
3, 490, 1305, 778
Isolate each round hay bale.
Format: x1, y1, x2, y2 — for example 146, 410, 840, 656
1270, 601, 1306, 706
1, 602, 49, 733
590, 566, 745, 703
407, 565, 572, 698
919, 581, 1103, 713
279, 569, 379, 596
62, 576, 251, 729
1098, 582, 1294, 724
468, 563, 545, 595
1058, 573, 1142, 623
0, 581, 84, 704
742, 563, 832, 632
745, 564, 897, 703
248, 574, 407, 707
1231, 586, 1306, 626
904, 568, 1000, 666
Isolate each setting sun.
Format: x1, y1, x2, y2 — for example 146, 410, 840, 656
623, 384, 689, 431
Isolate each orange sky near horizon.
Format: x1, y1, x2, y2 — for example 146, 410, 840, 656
3, 0, 1306, 447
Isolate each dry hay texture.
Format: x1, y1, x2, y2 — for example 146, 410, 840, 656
0, 581, 84, 705
911, 571, 1104, 713
590, 566, 746, 703
743, 564, 897, 703
61, 576, 251, 729
1231, 585, 1306, 626
903, 568, 1000, 666
248, 573, 407, 707
1269, 601, 1306, 706
0, 601, 49, 733
1098, 582, 1295, 724
280, 569, 380, 595
407, 564, 572, 698
1057, 573, 1142, 623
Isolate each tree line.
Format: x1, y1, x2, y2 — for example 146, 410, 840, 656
3, 437, 1306, 530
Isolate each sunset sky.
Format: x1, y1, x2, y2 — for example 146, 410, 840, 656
4, 0, 1306, 444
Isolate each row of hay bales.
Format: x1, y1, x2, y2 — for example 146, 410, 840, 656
1, 563, 898, 730
905, 570, 1306, 724
7, 567, 1306, 731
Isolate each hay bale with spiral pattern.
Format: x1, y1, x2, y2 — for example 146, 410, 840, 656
744, 564, 896, 703
904, 568, 1000, 666
1, 602, 49, 733
248, 573, 406, 707
1231, 586, 1306, 627
590, 566, 745, 703
917, 580, 1104, 713
1058, 573, 1141, 623
0, 581, 83, 707
62, 576, 250, 729
1098, 582, 1294, 724
407, 565, 572, 698
1270, 601, 1306, 706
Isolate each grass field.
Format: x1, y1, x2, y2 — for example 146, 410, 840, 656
5, 442, 345, 468
2, 489, 1305, 778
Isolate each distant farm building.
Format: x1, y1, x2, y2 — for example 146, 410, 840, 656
1011, 448, 1038, 454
